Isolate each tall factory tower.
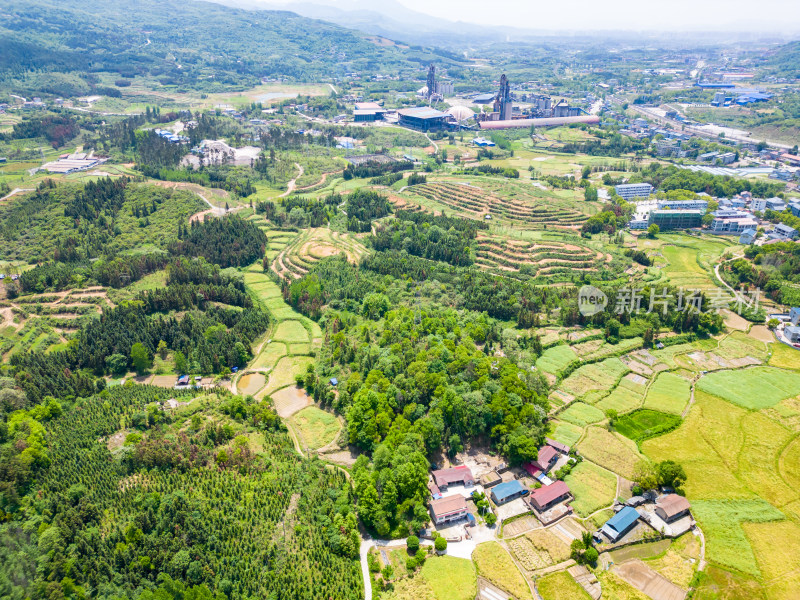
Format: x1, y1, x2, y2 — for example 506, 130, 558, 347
426, 64, 436, 101
493, 74, 512, 120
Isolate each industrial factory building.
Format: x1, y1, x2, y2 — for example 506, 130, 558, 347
352, 102, 386, 122
421, 64, 454, 100
478, 115, 600, 130
397, 107, 449, 131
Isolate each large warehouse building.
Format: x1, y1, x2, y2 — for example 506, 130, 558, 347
397, 107, 449, 131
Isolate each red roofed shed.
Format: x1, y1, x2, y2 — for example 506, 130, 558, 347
528, 480, 571, 512
531, 445, 558, 472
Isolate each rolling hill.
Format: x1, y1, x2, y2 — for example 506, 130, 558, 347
0, 0, 459, 87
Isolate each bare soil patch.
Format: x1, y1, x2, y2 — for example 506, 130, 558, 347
271, 385, 312, 418
721, 309, 749, 332
749, 325, 774, 343
150, 375, 176, 388
623, 358, 653, 377
728, 356, 761, 368
239, 372, 267, 395
625, 373, 648, 385
502, 515, 541, 537
106, 429, 131, 452
320, 449, 358, 467
613, 560, 686, 600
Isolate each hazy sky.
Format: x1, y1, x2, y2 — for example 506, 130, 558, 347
395, 0, 800, 31
259, 0, 800, 32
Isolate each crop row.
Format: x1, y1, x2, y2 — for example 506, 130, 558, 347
414, 183, 587, 226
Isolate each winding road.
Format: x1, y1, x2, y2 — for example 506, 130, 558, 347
713, 253, 744, 295
279, 162, 304, 197
0, 188, 35, 202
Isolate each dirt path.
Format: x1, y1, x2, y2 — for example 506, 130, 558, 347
425, 133, 439, 153
295, 169, 342, 191
0, 188, 35, 202
713, 253, 743, 296
151, 180, 231, 221
279, 163, 304, 198
681, 379, 699, 418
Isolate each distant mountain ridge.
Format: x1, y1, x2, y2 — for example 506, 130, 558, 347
0, 0, 459, 85
212, 0, 520, 45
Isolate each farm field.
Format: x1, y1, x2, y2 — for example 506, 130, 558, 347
769, 343, 800, 370
550, 422, 584, 447
645, 533, 700, 589
596, 384, 645, 415
407, 179, 590, 230
643, 384, 800, 592
271, 227, 367, 280
472, 542, 533, 600
473, 233, 606, 278
613, 409, 682, 444
508, 530, 571, 571
642, 372, 691, 415
290, 406, 341, 450
242, 261, 322, 401
638, 234, 734, 291
537, 345, 579, 375
559, 358, 630, 399
594, 571, 651, 600
537, 571, 592, 600
238, 372, 267, 395
421, 556, 477, 600
559, 402, 605, 427
577, 426, 643, 479
563, 460, 618, 517
696, 366, 800, 409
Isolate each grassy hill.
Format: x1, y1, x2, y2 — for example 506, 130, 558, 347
0, 0, 458, 91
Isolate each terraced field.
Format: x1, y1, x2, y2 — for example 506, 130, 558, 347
241, 263, 322, 404
270, 227, 368, 280
0, 287, 114, 358
410, 181, 589, 229
474, 234, 604, 276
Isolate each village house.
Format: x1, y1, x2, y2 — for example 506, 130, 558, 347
655, 494, 691, 523
490, 480, 529, 505
529, 445, 559, 473
600, 506, 641, 542
527, 480, 572, 512
431, 466, 475, 492
429, 495, 469, 525
546, 438, 571, 454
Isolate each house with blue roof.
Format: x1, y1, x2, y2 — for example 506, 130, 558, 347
490, 480, 529, 506
600, 506, 641, 542
739, 229, 757, 245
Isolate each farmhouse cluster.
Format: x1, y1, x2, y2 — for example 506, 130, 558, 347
425, 439, 694, 550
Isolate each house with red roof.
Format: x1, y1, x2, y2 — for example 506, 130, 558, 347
429, 495, 468, 525
528, 480, 572, 512
526, 445, 559, 475
431, 465, 474, 490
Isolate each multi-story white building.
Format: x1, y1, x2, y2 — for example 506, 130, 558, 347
709, 209, 758, 234
615, 183, 654, 200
